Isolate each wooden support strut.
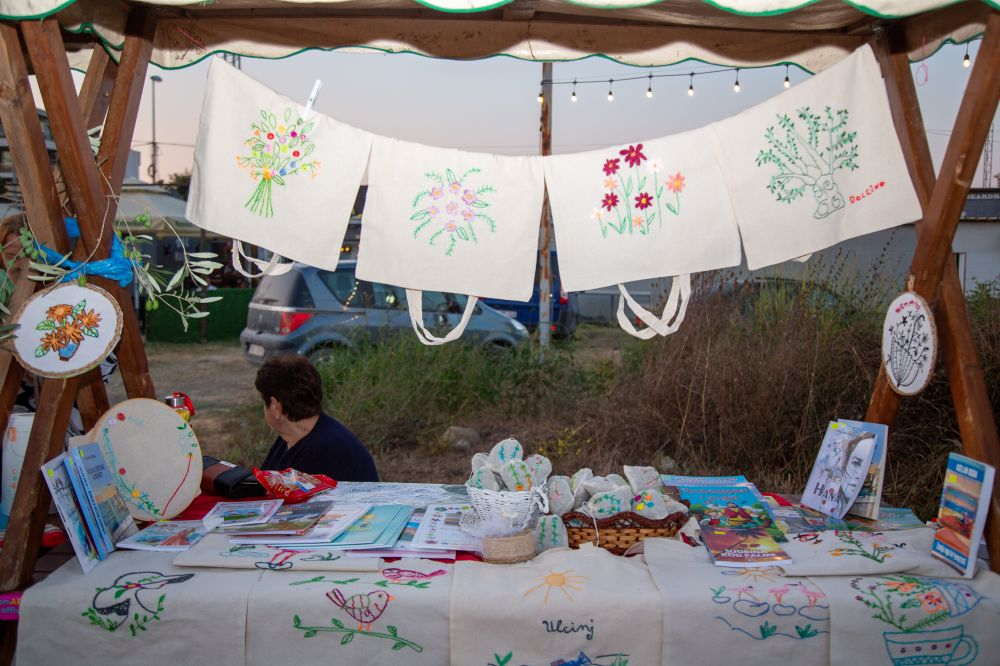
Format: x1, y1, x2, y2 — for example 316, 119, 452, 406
867, 12, 1000, 571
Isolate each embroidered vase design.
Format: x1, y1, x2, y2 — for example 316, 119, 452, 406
756, 106, 859, 219
34, 300, 101, 361
237, 108, 320, 218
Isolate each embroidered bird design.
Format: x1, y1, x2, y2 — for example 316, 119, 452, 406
91, 571, 194, 630
381, 567, 446, 581
326, 588, 394, 631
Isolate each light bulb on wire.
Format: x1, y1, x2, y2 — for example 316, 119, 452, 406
963, 43, 971, 68
571, 79, 578, 102
607, 79, 614, 102
537, 88, 544, 104
733, 68, 741, 93
687, 72, 694, 97
784, 64, 790, 88
646, 73, 653, 98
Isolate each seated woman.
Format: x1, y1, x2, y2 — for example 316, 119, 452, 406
256, 354, 378, 482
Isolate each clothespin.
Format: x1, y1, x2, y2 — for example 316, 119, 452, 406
303, 79, 322, 115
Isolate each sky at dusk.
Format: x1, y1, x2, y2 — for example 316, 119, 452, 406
63, 39, 994, 187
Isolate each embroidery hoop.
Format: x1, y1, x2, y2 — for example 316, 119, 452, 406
9, 282, 123, 379
881, 290, 937, 396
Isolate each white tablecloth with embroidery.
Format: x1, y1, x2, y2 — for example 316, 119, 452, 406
17, 539, 1000, 666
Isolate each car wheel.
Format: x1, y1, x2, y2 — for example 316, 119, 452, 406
307, 345, 341, 367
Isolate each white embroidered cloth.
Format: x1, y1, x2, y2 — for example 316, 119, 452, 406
172, 534, 381, 572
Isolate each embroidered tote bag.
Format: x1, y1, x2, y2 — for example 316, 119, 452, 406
711, 44, 922, 270
187, 59, 372, 275
356, 136, 544, 344
544, 126, 742, 339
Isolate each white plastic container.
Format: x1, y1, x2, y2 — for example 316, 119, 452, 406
2, 412, 34, 516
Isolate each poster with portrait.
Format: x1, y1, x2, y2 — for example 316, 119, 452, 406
10, 283, 122, 379
800, 421, 876, 519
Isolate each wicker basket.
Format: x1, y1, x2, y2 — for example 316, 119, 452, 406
482, 530, 535, 564
466, 484, 549, 533
561, 507, 689, 555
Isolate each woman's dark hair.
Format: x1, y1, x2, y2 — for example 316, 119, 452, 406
254, 354, 322, 421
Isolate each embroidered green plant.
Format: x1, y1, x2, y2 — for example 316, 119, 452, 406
851, 576, 950, 632
756, 106, 859, 219
829, 531, 905, 563
237, 108, 320, 217
293, 614, 423, 652
411, 168, 496, 256
289, 576, 360, 587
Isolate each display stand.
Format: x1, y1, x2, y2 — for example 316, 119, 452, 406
0, 3, 997, 664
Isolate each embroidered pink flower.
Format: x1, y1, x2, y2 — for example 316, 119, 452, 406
603, 177, 617, 190
462, 190, 477, 204
428, 206, 440, 217
632, 216, 644, 228
446, 222, 457, 233
635, 192, 654, 210
603, 158, 620, 176
601, 192, 619, 211
667, 172, 686, 193
431, 186, 444, 200
620, 144, 646, 168
462, 208, 475, 221
449, 181, 462, 193
290, 131, 297, 138
920, 592, 946, 613
446, 201, 459, 215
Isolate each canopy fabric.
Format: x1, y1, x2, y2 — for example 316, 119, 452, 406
0, 0, 993, 71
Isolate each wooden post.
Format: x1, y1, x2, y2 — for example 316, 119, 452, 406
22, 18, 157, 400
867, 13, 1000, 571
537, 62, 553, 354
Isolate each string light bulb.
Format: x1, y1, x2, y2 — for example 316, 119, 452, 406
537, 88, 544, 104
963, 43, 971, 68
784, 64, 790, 89
646, 73, 654, 98
571, 79, 578, 102
688, 72, 695, 96
733, 68, 741, 93
607, 79, 614, 102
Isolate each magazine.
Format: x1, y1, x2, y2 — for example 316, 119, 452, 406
69, 443, 137, 552
409, 503, 481, 552
344, 509, 457, 559
41, 453, 101, 572
661, 475, 773, 529
118, 520, 210, 551
701, 526, 792, 567
201, 499, 283, 529
838, 419, 888, 519
931, 452, 996, 578
227, 503, 371, 546
801, 422, 877, 519
219, 500, 332, 536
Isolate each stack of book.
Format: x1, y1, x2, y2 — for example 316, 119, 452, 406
42, 443, 138, 573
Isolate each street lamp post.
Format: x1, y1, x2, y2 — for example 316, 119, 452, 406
148, 74, 162, 184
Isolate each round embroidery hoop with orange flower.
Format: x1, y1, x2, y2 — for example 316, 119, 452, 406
11, 283, 122, 379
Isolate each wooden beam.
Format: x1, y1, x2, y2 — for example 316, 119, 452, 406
76, 45, 117, 132
23, 19, 156, 400
537, 62, 553, 352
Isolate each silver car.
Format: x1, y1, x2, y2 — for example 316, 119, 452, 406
241, 261, 529, 364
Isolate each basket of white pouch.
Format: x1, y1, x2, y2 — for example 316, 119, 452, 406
460, 484, 549, 537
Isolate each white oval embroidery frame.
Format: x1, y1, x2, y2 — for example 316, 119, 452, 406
10, 282, 123, 379
86, 398, 203, 521
881, 291, 937, 397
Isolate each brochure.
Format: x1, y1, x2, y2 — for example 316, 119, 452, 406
227, 503, 371, 546
932, 452, 996, 578
344, 508, 457, 559
279, 504, 413, 550
801, 421, 877, 519
219, 500, 332, 536
701, 526, 792, 567
41, 453, 101, 572
661, 475, 773, 528
409, 503, 481, 552
838, 419, 888, 520
118, 520, 210, 551
201, 499, 283, 529
69, 443, 137, 552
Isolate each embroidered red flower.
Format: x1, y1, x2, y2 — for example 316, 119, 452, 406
292, 150, 300, 157
601, 192, 620, 211
667, 172, 686, 193
620, 144, 646, 168
602, 158, 621, 176
266, 132, 275, 140
635, 192, 654, 210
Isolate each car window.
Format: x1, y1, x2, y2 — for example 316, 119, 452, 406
317, 269, 370, 309
252, 270, 314, 308
370, 282, 407, 309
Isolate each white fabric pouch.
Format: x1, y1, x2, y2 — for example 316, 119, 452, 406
357, 136, 544, 344
187, 59, 372, 275
545, 127, 742, 338
711, 43, 922, 270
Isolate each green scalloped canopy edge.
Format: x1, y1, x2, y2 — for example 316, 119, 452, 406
2, 0, 998, 21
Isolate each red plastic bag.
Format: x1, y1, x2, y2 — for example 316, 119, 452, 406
252, 467, 337, 503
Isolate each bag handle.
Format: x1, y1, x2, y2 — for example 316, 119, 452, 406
616, 274, 691, 339
230, 241, 294, 278
405, 289, 478, 346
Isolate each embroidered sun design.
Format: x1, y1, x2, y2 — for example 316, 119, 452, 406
523, 569, 587, 604
720, 567, 784, 584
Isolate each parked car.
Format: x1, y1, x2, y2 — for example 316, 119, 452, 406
240, 261, 529, 365
480, 253, 579, 339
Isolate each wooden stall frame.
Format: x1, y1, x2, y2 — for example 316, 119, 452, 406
0, 5, 996, 665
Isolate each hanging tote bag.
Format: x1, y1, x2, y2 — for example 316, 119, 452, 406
710, 44, 922, 271
544, 126, 742, 339
187, 59, 372, 276
356, 136, 545, 344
